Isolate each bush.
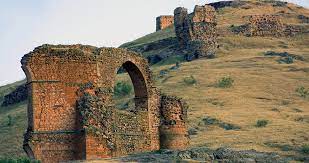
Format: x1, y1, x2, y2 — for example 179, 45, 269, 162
7, 115, 13, 126
183, 75, 197, 85
217, 77, 234, 88
300, 144, 309, 154
188, 127, 198, 135
202, 116, 240, 130
255, 119, 269, 128
219, 123, 241, 130
114, 81, 133, 97
296, 86, 309, 98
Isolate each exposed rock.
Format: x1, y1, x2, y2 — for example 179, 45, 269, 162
298, 15, 309, 23
126, 37, 179, 65
118, 147, 288, 162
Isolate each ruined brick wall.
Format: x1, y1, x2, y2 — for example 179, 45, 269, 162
249, 15, 284, 37
159, 95, 189, 150
21, 44, 188, 162
156, 16, 174, 31
174, 5, 218, 60
231, 14, 307, 37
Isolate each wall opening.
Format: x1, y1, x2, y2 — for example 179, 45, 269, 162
113, 61, 148, 112
113, 67, 135, 111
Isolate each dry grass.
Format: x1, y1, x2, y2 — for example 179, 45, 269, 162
1, 1, 309, 159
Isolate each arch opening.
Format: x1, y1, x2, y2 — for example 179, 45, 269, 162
113, 61, 148, 112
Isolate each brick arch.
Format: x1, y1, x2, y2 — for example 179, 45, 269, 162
121, 61, 148, 98
21, 44, 188, 162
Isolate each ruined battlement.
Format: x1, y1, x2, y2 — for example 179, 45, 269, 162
174, 5, 218, 60
156, 15, 174, 31
22, 45, 189, 162
249, 14, 284, 37
230, 14, 306, 37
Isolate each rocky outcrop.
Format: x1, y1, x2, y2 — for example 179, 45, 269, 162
174, 5, 218, 60
119, 147, 289, 162
1, 84, 27, 106
156, 16, 174, 31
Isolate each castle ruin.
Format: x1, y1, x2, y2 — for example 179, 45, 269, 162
21, 45, 189, 162
174, 5, 218, 60
156, 16, 174, 31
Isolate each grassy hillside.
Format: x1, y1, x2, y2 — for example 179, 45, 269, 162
0, 0, 309, 160
0, 80, 27, 157
119, 1, 309, 160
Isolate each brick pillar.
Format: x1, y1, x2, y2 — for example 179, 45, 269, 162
159, 95, 189, 150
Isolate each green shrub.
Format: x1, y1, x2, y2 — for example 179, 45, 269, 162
300, 144, 309, 154
114, 81, 133, 97
296, 86, 309, 98
255, 119, 269, 128
183, 75, 197, 85
219, 123, 241, 130
217, 76, 234, 88
188, 127, 198, 135
7, 115, 13, 126
202, 116, 240, 130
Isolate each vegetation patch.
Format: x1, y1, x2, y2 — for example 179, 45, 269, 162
183, 75, 197, 86
216, 76, 234, 88
295, 86, 309, 99
114, 81, 133, 97
265, 142, 295, 151
255, 119, 269, 128
264, 51, 304, 64
202, 116, 240, 130
300, 144, 309, 154
0, 157, 40, 163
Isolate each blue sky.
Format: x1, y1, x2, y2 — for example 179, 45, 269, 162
0, 0, 308, 86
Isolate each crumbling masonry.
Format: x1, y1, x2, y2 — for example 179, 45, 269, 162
174, 5, 218, 60
21, 45, 189, 162
231, 14, 306, 37
156, 16, 174, 31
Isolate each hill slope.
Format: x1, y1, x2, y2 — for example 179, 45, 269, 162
0, 0, 309, 161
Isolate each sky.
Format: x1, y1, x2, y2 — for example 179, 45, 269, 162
0, 0, 308, 86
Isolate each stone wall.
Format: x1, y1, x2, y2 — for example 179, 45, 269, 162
21, 44, 188, 162
156, 16, 174, 31
159, 95, 189, 150
249, 15, 284, 37
230, 14, 307, 37
174, 5, 218, 60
